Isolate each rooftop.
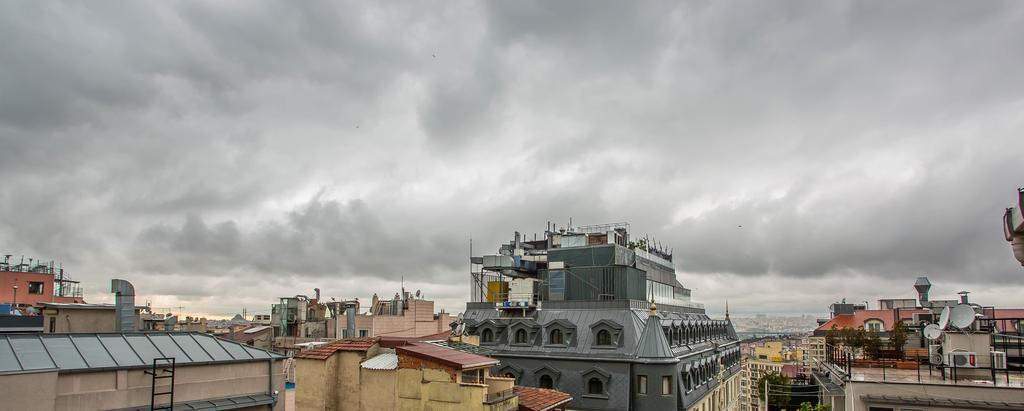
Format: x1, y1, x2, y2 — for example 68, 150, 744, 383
815, 308, 929, 333
396, 342, 498, 370
39, 303, 146, 310
293, 338, 378, 360
846, 364, 1024, 388
513, 386, 573, 411
0, 332, 281, 375
360, 352, 398, 370
863, 394, 1024, 411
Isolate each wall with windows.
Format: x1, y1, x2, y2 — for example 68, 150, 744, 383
494, 357, 631, 411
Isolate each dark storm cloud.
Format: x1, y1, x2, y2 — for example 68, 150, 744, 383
2, 0, 1023, 316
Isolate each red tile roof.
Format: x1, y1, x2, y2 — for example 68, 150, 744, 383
396, 342, 497, 370
294, 338, 378, 360
514, 386, 572, 411
815, 309, 930, 332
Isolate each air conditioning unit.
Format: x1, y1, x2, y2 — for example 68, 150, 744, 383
948, 352, 977, 368
928, 345, 943, 365
992, 351, 1007, 369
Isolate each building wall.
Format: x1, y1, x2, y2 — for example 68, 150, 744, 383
0, 271, 82, 306
632, 362, 680, 410
394, 367, 516, 411
337, 299, 450, 338
42, 308, 141, 333
295, 357, 333, 411
334, 351, 367, 411
498, 356, 631, 411
686, 371, 741, 411
847, 380, 1024, 411
359, 368, 397, 411
0, 361, 283, 411
0, 370, 59, 410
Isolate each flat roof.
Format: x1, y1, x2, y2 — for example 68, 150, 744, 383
396, 342, 498, 370
863, 394, 1024, 410
38, 303, 146, 310
294, 338, 378, 360
0, 332, 282, 375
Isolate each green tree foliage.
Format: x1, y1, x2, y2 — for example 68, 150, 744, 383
756, 371, 791, 409
825, 325, 837, 346
799, 402, 833, 411
864, 328, 882, 359
890, 321, 909, 359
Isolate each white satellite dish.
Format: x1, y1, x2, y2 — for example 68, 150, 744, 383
949, 304, 976, 329
923, 324, 943, 340
457, 312, 464, 321
453, 322, 466, 336
937, 306, 951, 330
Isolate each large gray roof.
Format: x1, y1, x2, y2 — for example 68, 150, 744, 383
0, 332, 282, 375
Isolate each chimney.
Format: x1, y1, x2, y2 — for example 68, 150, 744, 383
314, 288, 321, 301
110, 279, 136, 332
345, 302, 357, 338
914, 277, 931, 307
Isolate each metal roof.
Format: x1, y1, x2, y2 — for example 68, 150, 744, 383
396, 342, 498, 370
112, 393, 276, 411
242, 325, 271, 334
636, 312, 677, 362
862, 394, 1024, 411
360, 352, 398, 370
0, 332, 282, 375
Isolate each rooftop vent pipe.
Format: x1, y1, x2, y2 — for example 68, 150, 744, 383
345, 302, 357, 338
110, 279, 136, 332
914, 277, 931, 307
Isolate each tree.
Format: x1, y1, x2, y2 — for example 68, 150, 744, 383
756, 371, 791, 410
864, 329, 882, 360
799, 402, 833, 411
890, 321, 909, 359
825, 325, 838, 346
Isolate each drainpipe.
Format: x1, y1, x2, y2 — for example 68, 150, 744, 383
268, 358, 276, 406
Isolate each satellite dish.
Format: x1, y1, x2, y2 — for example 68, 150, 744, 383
453, 322, 466, 336
950, 304, 976, 329
457, 312, 464, 321
937, 306, 951, 330
923, 324, 943, 340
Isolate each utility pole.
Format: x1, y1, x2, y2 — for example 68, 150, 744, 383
763, 378, 768, 411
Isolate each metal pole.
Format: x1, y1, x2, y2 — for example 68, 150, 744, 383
763, 377, 768, 411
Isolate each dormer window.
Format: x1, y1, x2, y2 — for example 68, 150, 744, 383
590, 319, 622, 348
865, 319, 883, 332
481, 328, 494, 343
596, 330, 611, 346
550, 329, 563, 345
515, 329, 528, 344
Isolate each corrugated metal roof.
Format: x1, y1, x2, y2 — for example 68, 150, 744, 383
396, 342, 498, 370
360, 352, 398, 370
243, 325, 271, 334
0, 332, 282, 375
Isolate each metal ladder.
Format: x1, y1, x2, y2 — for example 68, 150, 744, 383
146, 357, 176, 410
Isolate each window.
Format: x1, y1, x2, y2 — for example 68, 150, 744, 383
587, 377, 604, 395
662, 375, 672, 395
504, 372, 515, 378
481, 328, 494, 343
49, 316, 56, 333
865, 320, 883, 332
539, 374, 554, 389
596, 329, 612, 346
359, 329, 368, 337
550, 329, 563, 345
637, 375, 647, 394
515, 329, 528, 344
28, 282, 44, 294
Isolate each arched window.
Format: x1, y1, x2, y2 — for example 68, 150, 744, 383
596, 329, 612, 346
587, 377, 604, 395
515, 329, 528, 344
539, 374, 554, 389
504, 372, 515, 378
481, 328, 493, 343
550, 329, 563, 345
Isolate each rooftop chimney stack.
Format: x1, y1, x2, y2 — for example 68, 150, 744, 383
345, 302, 357, 338
110, 279, 136, 332
914, 276, 932, 307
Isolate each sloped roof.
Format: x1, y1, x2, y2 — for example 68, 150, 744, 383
815, 309, 930, 332
514, 386, 572, 411
377, 330, 452, 348
360, 352, 398, 370
635, 313, 676, 362
396, 342, 497, 370
0, 332, 281, 375
294, 338, 378, 360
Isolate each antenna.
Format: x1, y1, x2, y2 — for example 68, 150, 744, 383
949, 304, 976, 329
923, 324, 943, 340
937, 306, 951, 329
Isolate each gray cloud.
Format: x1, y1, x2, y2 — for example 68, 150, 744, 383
2, 1, 1023, 317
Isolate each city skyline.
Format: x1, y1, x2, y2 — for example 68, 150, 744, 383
3, 1, 1024, 319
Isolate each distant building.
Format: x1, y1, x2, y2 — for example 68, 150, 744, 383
227, 325, 275, 351
808, 277, 1024, 410
463, 223, 742, 410
253, 314, 272, 325
39, 302, 143, 333
0, 256, 84, 310
336, 290, 453, 338
740, 337, 808, 410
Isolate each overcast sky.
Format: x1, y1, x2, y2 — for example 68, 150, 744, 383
2, 1, 1023, 319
